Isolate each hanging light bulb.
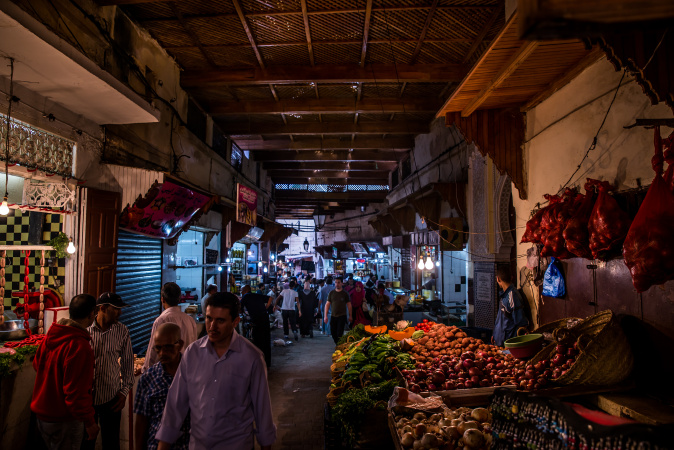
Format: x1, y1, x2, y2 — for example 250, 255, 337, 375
226, 257, 230, 263
425, 256, 433, 270
66, 239, 76, 254
263, 266, 268, 273
417, 259, 424, 270
218, 266, 223, 272
435, 259, 441, 267
0, 197, 8, 216
271, 253, 275, 260
258, 261, 262, 267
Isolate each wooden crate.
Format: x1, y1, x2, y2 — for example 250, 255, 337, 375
388, 413, 405, 450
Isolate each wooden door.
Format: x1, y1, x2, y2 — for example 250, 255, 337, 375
83, 188, 120, 298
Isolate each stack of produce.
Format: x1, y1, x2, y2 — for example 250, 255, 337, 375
392, 406, 493, 449
402, 323, 582, 392
337, 334, 415, 385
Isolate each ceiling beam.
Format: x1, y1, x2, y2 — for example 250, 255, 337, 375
462, 3, 504, 64
181, 64, 465, 87
235, 136, 414, 150
129, 5, 498, 16
461, 40, 539, 117
163, 38, 474, 49
168, 3, 217, 67
268, 170, 388, 178
299, 0, 315, 66
410, 0, 439, 64
275, 191, 387, 200
232, 0, 265, 68
263, 161, 396, 171
225, 121, 429, 135
359, 0, 373, 66
209, 97, 441, 115
272, 178, 389, 185
254, 150, 404, 162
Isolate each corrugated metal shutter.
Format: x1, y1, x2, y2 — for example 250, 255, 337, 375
116, 230, 162, 354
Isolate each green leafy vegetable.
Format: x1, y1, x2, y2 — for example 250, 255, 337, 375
0, 345, 38, 378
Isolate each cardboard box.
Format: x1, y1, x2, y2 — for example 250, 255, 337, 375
44, 306, 69, 333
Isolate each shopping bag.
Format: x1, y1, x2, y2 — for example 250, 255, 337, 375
542, 257, 566, 298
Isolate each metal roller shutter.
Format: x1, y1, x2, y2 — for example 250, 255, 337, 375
116, 230, 163, 354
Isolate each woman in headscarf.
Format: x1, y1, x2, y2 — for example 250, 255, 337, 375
298, 280, 318, 337
349, 281, 371, 327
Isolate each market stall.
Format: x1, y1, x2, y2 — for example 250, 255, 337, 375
324, 309, 674, 450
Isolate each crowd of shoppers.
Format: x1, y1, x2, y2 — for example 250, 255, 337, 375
29, 273, 378, 450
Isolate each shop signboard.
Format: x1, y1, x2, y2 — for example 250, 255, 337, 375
236, 183, 257, 226
120, 180, 213, 239
332, 247, 338, 259
351, 242, 367, 253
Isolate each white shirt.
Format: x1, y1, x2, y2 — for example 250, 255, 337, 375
279, 289, 298, 310
201, 293, 212, 316
142, 306, 198, 372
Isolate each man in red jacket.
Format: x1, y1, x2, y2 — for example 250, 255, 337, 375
31, 294, 100, 449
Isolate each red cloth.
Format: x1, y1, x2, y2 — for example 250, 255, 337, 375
31, 321, 96, 427
350, 282, 371, 326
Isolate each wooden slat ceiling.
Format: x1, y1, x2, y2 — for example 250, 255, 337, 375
437, 11, 599, 117
113, 0, 507, 216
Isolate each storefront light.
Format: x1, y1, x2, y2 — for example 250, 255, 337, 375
263, 266, 268, 273
424, 256, 434, 270
0, 198, 8, 216
66, 239, 76, 254
225, 257, 230, 263
435, 259, 441, 267
258, 261, 262, 267
417, 259, 424, 270
217, 266, 223, 272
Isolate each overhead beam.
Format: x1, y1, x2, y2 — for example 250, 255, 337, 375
181, 64, 465, 87
234, 136, 414, 150
461, 40, 539, 117
262, 161, 396, 171
462, 3, 504, 64
128, 5, 499, 16
232, 0, 265, 68
268, 170, 388, 178
225, 121, 429, 135
359, 0, 373, 66
164, 38, 475, 49
168, 3, 217, 67
254, 150, 404, 162
275, 191, 387, 200
209, 98, 442, 115
300, 0, 315, 66
410, 0, 439, 64
272, 177, 389, 185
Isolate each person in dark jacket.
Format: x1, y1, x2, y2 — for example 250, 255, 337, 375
241, 285, 273, 367
492, 266, 529, 347
31, 294, 99, 449
298, 281, 318, 338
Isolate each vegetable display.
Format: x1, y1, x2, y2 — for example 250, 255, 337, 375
337, 323, 370, 346
414, 319, 433, 333
0, 344, 38, 378
393, 407, 492, 450
364, 325, 387, 334
340, 334, 415, 384
332, 379, 398, 447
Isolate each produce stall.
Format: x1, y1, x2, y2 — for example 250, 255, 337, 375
325, 310, 674, 449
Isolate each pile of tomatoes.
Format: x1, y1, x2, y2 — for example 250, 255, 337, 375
414, 319, 434, 332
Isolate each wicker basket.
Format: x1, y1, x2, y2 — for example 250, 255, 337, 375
529, 310, 634, 386
326, 386, 345, 406
331, 360, 347, 377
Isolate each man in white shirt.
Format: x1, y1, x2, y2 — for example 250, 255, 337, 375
275, 280, 300, 341
140, 282, 198, 374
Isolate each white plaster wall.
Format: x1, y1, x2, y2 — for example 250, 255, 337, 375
514, 57, 674, 270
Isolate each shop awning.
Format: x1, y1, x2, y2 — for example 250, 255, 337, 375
120, 179, 217, 243
407, 192, 441, 230
388, 204, 416, 233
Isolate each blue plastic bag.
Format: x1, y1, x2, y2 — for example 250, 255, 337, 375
542, 257, 566, 298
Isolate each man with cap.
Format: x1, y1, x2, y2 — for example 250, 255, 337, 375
83, 292, 134, 450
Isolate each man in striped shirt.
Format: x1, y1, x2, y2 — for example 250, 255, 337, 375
83, 292, 135, 450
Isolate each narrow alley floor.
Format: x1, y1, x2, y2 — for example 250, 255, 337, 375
263, 324, 334, 450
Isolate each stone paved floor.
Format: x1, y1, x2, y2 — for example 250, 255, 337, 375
260, 324, 335, 450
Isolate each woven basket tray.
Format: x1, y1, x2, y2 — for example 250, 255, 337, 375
529, 310, 634, 386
